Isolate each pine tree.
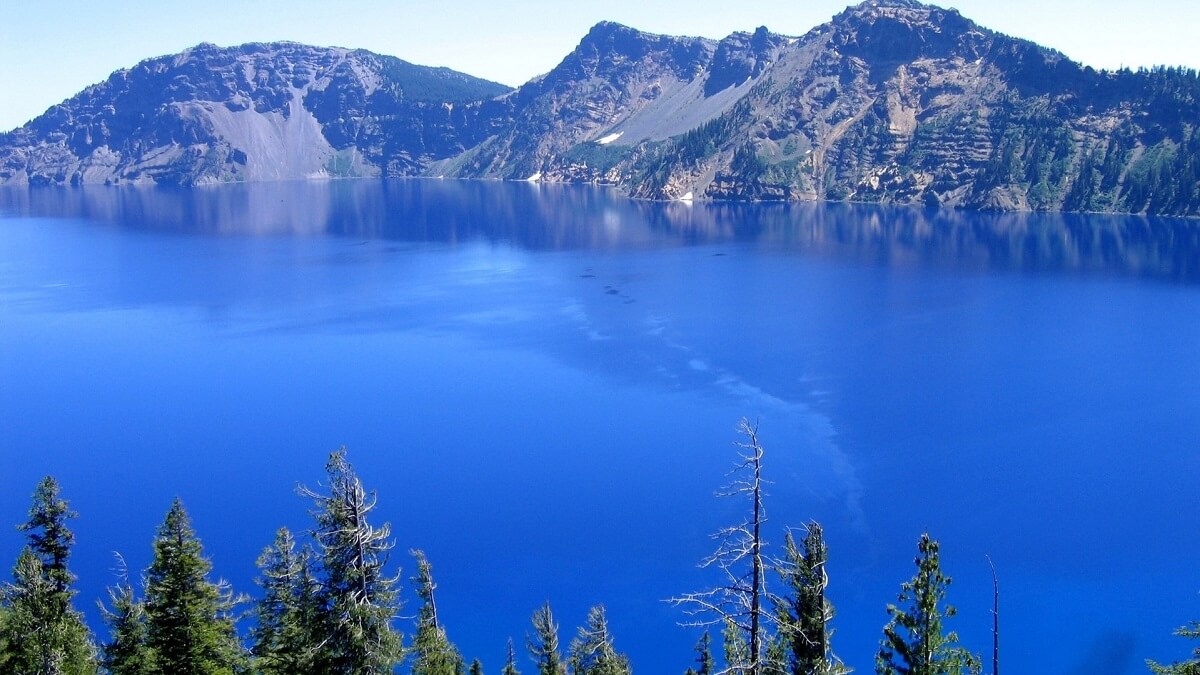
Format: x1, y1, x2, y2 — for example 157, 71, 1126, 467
410, 549, 464, 675
251, 528, 320, 675
683, 632, 713, 675
501, 639, 521, 675
100, 579, 155, 675
528, 603, 564, 675
876, 533, 979, 675
762, 634, 788, 675
567, 605, 630, 675
1147, 620, 1200, 674
775, 523, 844, 675
20, 478, 78, 598
469, 659, 484, 675
144, 498, 247, 675
0, 476, 96, 675
299, 448, 403, 674
722, 617, 750, 675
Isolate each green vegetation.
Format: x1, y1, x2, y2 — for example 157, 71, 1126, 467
1148, 621, 1200, 675
410, 549, 465, 675
0, 476, 95, 674
562, 142, 632, 173
143, 499, 247, 674
876, 534, 979, 675
1, 428, 1194, 674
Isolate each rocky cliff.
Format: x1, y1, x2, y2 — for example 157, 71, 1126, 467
0, 42, 510, 185
3, 0, 1198, 216
449, 0, 1199, 216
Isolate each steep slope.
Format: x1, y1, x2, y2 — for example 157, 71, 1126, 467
445, 0, 1200, 216
668, 0, 1200, 214
433, 21, 793, 182
2, 2, 1197, 215
0, 42, 511, 185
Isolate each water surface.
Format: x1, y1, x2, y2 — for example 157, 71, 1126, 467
1, 179, 1198, 674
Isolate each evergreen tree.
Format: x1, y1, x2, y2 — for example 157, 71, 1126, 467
251, 528, 321, 675
683, 632, 713, 675
501, 639, 521, 675
0, 603, 8, 668
528, 603, 564, 675
722, 617, 750, 675
144, 498, 247, 675
300, 448, 403, 674
20, 478, 78, 598
100, 580, 155, 675
876, 533, 979, 675
775, 523, 844, 675
469, 659, 484, 675
567, 605, 630, 675
410, 549, 464, 675
762, 634, 788, 675
0, 476, 96, 675
1148, 620, 1200, 674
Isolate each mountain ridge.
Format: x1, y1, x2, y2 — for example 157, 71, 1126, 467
2, 0, 1198, 216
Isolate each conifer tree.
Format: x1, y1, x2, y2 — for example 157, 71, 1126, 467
683, 632, 713, 675
251, 528, 320, 675
722, 618, 750, 675
775, 523, 844, 675
762, 634, 788, 675
0, 476, 96, 675
410, 549, 464, 675
1147, 620, 1200, 674
502, 639, 521, 675
143, 498, 246, 675
876, 533, 979, 675
528, 603, 564, 675
567, 605, 630, 675
470, 659, 484, 675
100, 579, 155, 675
299, 448, 403, 674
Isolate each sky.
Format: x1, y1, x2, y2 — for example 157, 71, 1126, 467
1, 0, 1197, 132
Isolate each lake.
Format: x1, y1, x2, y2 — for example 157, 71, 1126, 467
1, 179, 1198, 674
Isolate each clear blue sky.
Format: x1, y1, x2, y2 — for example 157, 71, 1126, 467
2, 0, 1197, 132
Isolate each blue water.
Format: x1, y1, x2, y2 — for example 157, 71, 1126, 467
1, 179, 1198, 674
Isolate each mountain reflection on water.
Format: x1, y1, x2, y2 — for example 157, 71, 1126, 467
2, 178, 1198, 282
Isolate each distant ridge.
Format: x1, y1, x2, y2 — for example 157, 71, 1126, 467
2, 0, 1198, 216
0, 42, 511, 185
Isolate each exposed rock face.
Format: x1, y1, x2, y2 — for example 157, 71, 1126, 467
0, 42, 510, 185
3, 0, 1198, 216
441, 0, 1199, 216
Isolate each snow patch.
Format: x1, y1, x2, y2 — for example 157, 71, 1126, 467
678, 191, 693, 201
596, 131, 623, 145
526, 172, 542, 182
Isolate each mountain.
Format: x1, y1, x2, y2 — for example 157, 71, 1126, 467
2, 0, 1198, 216
442, 0, 1200, 216
0, 42, 510, 185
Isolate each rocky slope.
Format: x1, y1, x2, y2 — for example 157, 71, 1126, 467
0, 42, 510, 185
446, 0, 1199, 216
2, 0, 1198, 216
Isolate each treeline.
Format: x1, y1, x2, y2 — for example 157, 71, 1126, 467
2, 426, 1198, 675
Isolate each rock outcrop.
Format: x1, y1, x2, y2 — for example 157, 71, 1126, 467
3, 0, 1198, 216
0, 42, 510, 185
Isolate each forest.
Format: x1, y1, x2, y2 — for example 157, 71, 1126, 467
1, 421, 1197, 675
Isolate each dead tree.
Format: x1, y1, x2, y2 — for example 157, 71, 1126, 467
987, 556, 999, 675
670, 418, 770, 675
